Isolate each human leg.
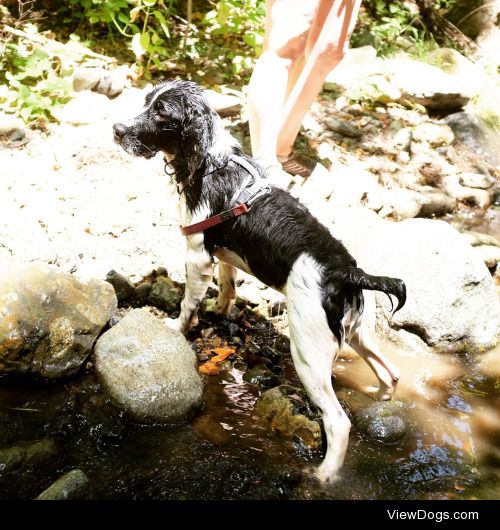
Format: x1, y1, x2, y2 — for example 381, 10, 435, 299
247, 0, 320, 168
276, 0, 362, 159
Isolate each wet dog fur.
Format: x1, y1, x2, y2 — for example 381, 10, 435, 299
113, 80, 406, 482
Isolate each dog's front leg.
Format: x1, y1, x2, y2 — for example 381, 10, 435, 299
167, 235, 214, 334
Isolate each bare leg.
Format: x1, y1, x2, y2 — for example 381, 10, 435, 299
247, 0, 320, 167
348, 323, 401, 401
287, 254, 350, 482
215, 262, 237, 316
276, 0, 362, 158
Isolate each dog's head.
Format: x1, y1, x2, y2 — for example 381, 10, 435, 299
113, 80, 217, 176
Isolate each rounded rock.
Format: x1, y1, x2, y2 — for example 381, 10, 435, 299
354, 401, 409, 444
94, 308, 203, 422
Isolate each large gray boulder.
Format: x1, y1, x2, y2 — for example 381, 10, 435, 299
94, 309, 203, 422
314, 206, 500, 354
444, 112, 500, 166
0, 261, 117, 380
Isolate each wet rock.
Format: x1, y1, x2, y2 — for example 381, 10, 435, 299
354, 401, 409, 444
274, 335, 290, 354
135, 281, 152, 302
80, 394, 126, 444
412, 123, 454, 147
473, 245, 500, 270
416, 189, 457, 218
357, 441, 479, 494
94, 66, 129, 98
204, 89, 242, 117
35, 469, 90, 500
243, 364, 281, 389
192, 415, 229, 445
386, 57, 471, 112
0, 439, 57, 477
255, 385, 322, 451
325, 117, 362, 139
462, 231, 500, 249
444, 112, 500, 166
442, 175, 491, 208
259, 345, 282, 366
0, 261, 117, 380
392, 127, 412, 152
148, 276, 181, 313
388, 188, 422, 220
73, 67, 106, 92
227, 323, 240, 337
106, 270, 136, 303
94, 309, 203, 422
459, 172, 495, 190
316, 206, 500, 354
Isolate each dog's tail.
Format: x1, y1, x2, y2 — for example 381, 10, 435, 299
338, 267, 406, 313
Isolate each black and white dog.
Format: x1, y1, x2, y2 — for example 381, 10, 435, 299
113, 80, 406, 482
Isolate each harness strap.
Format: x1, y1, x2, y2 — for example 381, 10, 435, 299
180, 155, 271, 237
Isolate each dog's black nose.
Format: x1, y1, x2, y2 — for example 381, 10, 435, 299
113, 122, 127, 141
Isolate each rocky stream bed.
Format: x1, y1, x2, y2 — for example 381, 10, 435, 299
1, 45, 500, 500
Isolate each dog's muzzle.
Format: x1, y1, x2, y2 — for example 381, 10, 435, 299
112, 122, 156, 158
113, 122, 127, 143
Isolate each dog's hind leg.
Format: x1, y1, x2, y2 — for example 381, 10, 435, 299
215, 262, 237, 316
286, 254, 351, 483
348, 323, 400, 401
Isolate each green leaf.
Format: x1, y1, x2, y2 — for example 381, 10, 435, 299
153, 10, 170, 39
117, 12, 130, 24
140, 32, 151, 52
217, 0, 230, 25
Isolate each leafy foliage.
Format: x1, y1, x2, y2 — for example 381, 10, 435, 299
53, 0, 265, 81
0, 28, 73, 125
353, 1, 429, 55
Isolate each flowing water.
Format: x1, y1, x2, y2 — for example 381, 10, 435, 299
0, 331, 498, 500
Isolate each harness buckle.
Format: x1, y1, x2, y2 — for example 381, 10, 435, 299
244, 184, 272, 208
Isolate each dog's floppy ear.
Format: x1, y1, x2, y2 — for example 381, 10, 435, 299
181, 92, 216, 177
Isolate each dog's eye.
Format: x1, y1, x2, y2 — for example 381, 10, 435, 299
154, 103, 169, 121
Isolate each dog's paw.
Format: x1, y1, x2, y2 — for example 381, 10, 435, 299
364, 384, 395, 401
311, 463, 341, 484
215, 297, 235, 317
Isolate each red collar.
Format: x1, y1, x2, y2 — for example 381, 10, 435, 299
180, 155, 271, 237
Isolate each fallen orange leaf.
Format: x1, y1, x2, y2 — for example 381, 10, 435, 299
211, 347, 236, 363
199, 362, 221, 375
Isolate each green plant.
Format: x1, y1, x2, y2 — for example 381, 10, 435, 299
0, 29, 73, 124
61, 0, 175, 69
353, 1, 431, 56
200, 0, 265, 78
